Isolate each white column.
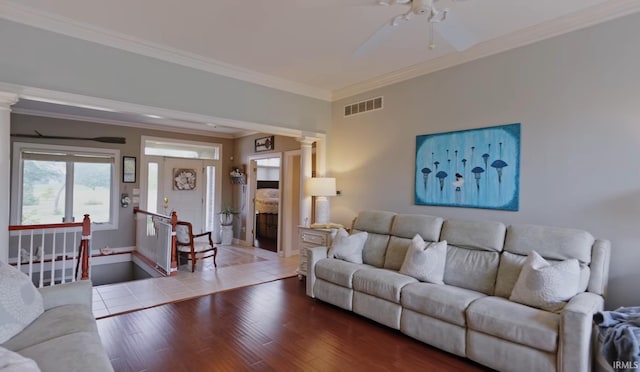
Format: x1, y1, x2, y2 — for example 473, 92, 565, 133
0, 92, 18, 263
315, 137, 326, 177
298, 137, 314, 227
313, 137, 330, 224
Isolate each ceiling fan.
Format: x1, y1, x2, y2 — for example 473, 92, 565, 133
355, 0, 476, 55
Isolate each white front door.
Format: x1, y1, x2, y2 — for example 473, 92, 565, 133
163, 158, 206, 234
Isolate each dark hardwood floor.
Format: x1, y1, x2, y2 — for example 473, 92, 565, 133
254, 236, 277, 252
97, 278, 490, 371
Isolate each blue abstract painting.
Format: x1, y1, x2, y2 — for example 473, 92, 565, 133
415, 123, 520, 211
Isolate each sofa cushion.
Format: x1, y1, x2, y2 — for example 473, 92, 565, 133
399, 237, 447, 284
494, 251, 527, 298
440, 219, 506, 253
384, 214, 443, 270
401, 283, 485, 327
327, 229, 367, 264
504, 224, 593, 264
443, 246, 500, 295
353, 268, 417, 303
314, 279, 354, 311
390, 214, 443, 242
0, 346, 40, 371
17, 332, 113, 372
0, 262, 44, 344
353, 210, 396, 235
466, 296, 560, 352
353, 232, 390, 268
495, 251, 590, 299
383, 236, 412, 271
509, 251, 580, 312
353, 210, 396, 268
1, 305, 97, 352
315, 258, 370, 289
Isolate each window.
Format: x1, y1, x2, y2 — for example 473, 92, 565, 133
12, 143, 119, 229
144, 139, 219, 160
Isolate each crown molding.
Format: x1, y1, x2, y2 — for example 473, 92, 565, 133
332, 0, 640, 100
0, 1, 332, 102
11, 108, 243, 139
0, 91, 18, 111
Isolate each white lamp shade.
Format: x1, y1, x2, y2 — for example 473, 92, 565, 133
305, 177, 336, 197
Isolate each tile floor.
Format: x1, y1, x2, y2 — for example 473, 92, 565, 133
91, 245, 300, 319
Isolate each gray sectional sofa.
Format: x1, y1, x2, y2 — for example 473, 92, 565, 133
307, 210, 611, 372
1, 280, 113, 372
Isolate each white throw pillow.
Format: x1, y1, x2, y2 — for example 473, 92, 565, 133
509, 251, 580, 312
0, 346, 41, 372
0, 261, 44, 344
328, 229, 367, 264
399, 235, 447, 284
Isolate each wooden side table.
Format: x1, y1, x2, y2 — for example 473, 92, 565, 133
297, 227, 334, 280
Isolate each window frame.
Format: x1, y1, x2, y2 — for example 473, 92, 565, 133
11, 142, 120, 230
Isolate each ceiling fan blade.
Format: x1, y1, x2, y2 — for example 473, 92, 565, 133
354, 19, 402, 56
433, 12, 476, 51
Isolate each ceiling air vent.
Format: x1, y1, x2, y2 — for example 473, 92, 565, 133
344, 96, 383, 117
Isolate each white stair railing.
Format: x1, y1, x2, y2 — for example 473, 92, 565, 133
133, 208, 177, 276
8, 215, 91, 287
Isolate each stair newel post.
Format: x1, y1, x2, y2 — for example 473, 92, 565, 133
81, 214, 91, 280
170, 211, 178, 276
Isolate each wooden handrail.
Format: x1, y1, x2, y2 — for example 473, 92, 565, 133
170, 211, 177, 276
80, 214, 90, 280
133, 207, 172, 220
9, 221, 84, 231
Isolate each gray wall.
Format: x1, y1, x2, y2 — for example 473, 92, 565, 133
0, 19, 331, 133
10, 113, 235, 250
328, 13, 640, 310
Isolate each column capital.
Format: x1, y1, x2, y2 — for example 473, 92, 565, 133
297, 136, 315, 146
0, 92, 18, 109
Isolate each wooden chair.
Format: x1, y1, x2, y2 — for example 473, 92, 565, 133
175, 221, 218, 272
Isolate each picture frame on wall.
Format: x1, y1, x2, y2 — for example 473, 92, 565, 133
255, 136, 274, 152
414, 123, 521, 211
173, 168, 197, 190
123, 156, 136, 183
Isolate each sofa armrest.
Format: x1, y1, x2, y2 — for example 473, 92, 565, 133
37, 280, 93, 310
559, 292, 604, 372
306, 246, 329, 298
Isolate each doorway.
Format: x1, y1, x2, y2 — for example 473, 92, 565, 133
248, 155, 282, 253
141, 137, 222, 239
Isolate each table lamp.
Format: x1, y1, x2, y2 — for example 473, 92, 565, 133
305, 177, 336, 225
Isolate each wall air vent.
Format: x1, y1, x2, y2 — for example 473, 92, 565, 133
344, 96, 383, 117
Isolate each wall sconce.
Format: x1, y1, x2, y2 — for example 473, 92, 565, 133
305, 177, 336, 225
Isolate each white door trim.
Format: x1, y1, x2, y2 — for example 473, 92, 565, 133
282, 149, 301, 257
139, 137, 222, 240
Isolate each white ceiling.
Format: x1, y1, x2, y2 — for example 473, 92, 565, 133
3, 0, 640, 101
2, 0, 640, 135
